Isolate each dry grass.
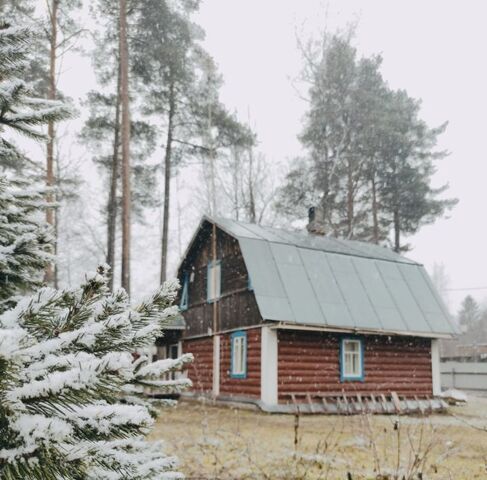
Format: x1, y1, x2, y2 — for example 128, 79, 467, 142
150, 396, 487, 479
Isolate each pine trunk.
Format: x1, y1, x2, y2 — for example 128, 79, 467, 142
346, 158, 353, 238
45, 0, 58, 285
319, 145, 331, 229
160, 83, 175, 284
393, 209, 401, 252
371, 175, 379, 244
119, 0, 131, 295
106, 61, 122, 291
248, 148, 256, 223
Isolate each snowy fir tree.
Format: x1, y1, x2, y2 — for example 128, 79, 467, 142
0, 178, 53, 312
0, 19, 71, 170
0, 17, 193, 480
0, 265, 193, 479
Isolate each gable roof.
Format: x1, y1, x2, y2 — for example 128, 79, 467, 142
184, 216, 456, 338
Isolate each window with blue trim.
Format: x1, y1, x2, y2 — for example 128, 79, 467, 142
180, 273, 189, 311
207, 260, 221, 302
231, 331, 247, 378
340, 338, 364, 381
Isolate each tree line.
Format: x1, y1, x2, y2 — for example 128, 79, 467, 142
0, 4, 457, 296
441, 295, 487, 358
1, 0, 256, 293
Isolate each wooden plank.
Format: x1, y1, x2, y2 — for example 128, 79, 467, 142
380, 394, 389, 413
306, 393, 315, 414
401, 395, 410, 413
356, 394, 363, 414
414, 395, 425, 415
321, 396, 333, 414
363, 396, 371, 413
369, 394, 378, 413
391, 391, 402, 413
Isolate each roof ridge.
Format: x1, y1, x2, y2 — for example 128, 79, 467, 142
210, 215, 420, 266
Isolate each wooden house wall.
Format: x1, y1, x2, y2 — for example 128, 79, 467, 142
277, 331, 432, 400
183, 337, 213, 392
219, 328, 261, 398
180, 225, 262, 337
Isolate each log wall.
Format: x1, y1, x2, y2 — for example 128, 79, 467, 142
183, 336, 213, 393
219, 328, 261, 398
278, 330, 433, 399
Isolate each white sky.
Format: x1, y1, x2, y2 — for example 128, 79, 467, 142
192, 0, 487, 312
54, 0, 486, 313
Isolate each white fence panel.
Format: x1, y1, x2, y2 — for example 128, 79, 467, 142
440, 361, 487, 391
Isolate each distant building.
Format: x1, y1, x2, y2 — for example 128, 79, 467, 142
160, 214, 456, 413
441, 341, 487, 361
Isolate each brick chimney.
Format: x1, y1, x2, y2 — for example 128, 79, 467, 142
307, 206, 326, 235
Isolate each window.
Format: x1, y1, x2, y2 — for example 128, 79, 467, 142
340, 338, 364, 381
207, 260, 221, 302
231, 331, 247, 378
180, 273, 189, 311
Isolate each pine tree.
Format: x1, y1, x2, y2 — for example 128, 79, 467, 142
0, 265, 192, 479
277, 30, 457, 248
377, 89, 457, 252
458, 295, 480, 333
1, 2, 84, 287
82, 0, 162, 291
0, 179, 53, 313
131, 0, 254, 282
0, 21, 70, 169
0, 20, 69, 306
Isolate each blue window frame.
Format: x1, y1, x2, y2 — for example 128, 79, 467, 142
340, 337, 365, 382
206, 260, 221, 303
230, 331, 247, 379
180, 273, 189, 311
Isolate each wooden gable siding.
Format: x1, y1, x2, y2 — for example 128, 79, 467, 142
219, 328, 261, 398
183, 336, 213, 392
180, 225, 262, 337
278, 330, 432, 399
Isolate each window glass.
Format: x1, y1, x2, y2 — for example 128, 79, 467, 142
342, 339, 363, 379
180, 274, 189, 310
207, 261, 221, 301
231, 332, 247, 377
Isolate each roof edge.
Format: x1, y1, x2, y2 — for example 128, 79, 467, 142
268, 321, 455, 339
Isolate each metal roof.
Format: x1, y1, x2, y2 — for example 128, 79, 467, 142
207, 216, 456, 338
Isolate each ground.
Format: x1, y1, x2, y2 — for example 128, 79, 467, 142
151, 396, 487, 479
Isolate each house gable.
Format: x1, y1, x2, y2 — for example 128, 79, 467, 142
178, 220, 262, 338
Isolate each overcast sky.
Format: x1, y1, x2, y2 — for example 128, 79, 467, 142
189, 0, 487, 312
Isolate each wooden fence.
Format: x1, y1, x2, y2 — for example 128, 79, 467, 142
441, 361, 487, 392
